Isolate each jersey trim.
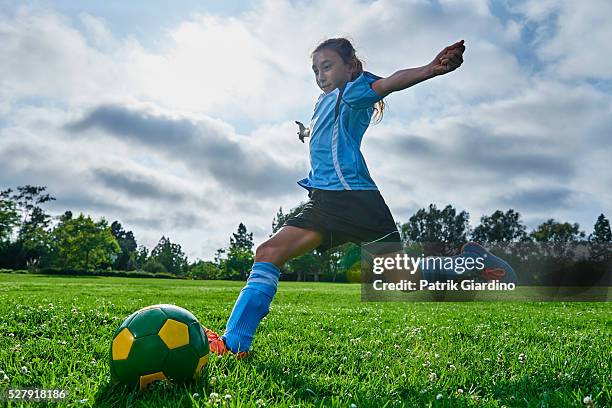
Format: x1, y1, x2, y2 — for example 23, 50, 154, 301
331, 115, 351, 190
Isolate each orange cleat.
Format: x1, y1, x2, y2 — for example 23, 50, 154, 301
204, 327, 249, 359
461, 242, 517, 284
481, 267, 506, 281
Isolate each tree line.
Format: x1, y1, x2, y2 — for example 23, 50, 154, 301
1, 185, 610, 282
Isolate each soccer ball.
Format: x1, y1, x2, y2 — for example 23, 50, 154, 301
109, 304, 210, 390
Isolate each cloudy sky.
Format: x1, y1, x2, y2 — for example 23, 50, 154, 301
1, 0, 611, 261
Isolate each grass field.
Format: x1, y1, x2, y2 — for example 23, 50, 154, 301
0, 274, 610, 407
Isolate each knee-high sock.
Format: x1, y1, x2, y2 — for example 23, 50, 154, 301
222, 262, 280, 353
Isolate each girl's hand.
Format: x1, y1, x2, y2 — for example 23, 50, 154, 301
428, 40, 465, 76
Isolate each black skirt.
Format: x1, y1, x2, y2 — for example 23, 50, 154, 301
283, 188, 402, 253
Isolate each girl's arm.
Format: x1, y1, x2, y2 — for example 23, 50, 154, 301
372, 40, 465, 98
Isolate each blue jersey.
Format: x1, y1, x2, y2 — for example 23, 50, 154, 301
297, 71, 384, 191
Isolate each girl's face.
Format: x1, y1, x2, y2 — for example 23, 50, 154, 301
311, 48, 355, 94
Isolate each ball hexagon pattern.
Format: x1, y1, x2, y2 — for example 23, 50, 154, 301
109, 304, 210, 390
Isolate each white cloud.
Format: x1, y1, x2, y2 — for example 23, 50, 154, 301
511, 0, 612, 80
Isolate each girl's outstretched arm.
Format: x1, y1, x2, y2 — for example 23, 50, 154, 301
372, 40, 465, 98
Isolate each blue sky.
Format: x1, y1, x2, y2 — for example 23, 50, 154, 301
20, 0, 260, 47
1, 0, 611, 260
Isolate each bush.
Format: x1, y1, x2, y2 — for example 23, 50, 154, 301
189, 261, 223, 280
142, 259, 167, 274
25, 268, 177, 279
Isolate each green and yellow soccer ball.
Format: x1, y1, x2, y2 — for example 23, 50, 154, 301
109, 304, 209, 390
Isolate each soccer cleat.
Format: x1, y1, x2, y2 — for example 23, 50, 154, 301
203, 327, 249, 360
481, 267, 506, 281
461, 242, 517, 284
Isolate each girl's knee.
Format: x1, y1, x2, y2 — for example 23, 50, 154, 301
254, 243, 284, 266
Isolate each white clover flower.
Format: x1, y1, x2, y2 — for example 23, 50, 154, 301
224, 394, 232, 401
349, 404, 357, 408
436, 394, 443, 400
583, 396, 592, 404
255, 399, 266, 407
209, 392, 220, 401
457, 388, 464, 394
428, 372, 438, 382
210, 376, 217, 385
449, 364, 456, 371
364, 351, 372, 358
20, 366, 29, 374
8, 333, 14, 337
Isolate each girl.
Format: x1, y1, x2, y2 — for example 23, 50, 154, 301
205, 37, 491, 358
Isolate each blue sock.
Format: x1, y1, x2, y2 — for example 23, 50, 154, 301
222, 262, 280, 353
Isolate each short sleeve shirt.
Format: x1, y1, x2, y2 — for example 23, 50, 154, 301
297, 71, 384, 191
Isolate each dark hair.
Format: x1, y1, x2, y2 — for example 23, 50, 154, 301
312, 38, 385, 124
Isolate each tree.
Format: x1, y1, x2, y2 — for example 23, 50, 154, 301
271, 207, 287, 235
589, 214, 611, 243
13, 186, 55, 237
110, 221, 138, 270
271, 203, 307, 235
0, 189, 19, 244
287, 251, 322, 281
51, 213, 120, 270
530, 218, 586, 261
530, 219, 585, 243
471, 209, 528, 243
150, 236, 188, 276
401, 204, 470, 254
135, 245, 150, 269
589, 214, 611, 262
224, 223, 254, 279
2, 185, 56, 268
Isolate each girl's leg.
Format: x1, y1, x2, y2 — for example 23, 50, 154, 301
222, 226, 323, 353
254, 225, 324, 268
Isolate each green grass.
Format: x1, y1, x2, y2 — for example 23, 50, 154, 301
0, 275, 610, 407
